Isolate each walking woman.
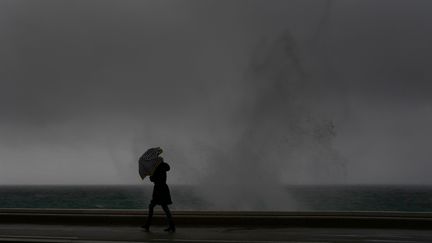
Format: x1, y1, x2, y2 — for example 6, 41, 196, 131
143, 156, 175, 232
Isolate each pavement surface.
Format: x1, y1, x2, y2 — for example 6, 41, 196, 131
0, 224, 432, 243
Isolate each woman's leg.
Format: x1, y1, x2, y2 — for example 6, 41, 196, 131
143, 202, 156, 230
161, 204, 175, 232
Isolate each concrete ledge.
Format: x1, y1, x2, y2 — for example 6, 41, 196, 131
1, 209, 432, 229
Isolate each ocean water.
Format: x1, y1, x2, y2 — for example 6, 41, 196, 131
0, 185, 431, 212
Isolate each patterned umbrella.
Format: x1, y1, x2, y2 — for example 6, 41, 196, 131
138, 147, 163, 179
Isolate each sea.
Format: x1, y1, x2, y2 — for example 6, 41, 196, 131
0, 185, 431, 212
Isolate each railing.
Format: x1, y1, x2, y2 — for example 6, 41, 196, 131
1, 209, 432, 228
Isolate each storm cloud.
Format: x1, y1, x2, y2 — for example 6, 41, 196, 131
0, 0, 431, 191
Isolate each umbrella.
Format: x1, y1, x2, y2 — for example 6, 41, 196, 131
138, 147, 163, 180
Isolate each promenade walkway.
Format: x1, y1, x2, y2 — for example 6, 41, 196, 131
0, 210, 432, 242
2, 224, 432, 242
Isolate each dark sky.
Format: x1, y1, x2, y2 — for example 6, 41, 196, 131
0, 0, 432, 186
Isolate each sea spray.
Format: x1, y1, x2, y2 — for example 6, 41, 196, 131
196, 31, 346, 210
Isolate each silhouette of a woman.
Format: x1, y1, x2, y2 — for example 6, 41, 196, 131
143, 157, 175, 232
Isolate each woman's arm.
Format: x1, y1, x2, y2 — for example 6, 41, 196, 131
164, 162, 170, 172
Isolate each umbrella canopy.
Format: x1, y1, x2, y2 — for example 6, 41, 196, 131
141, 147, 163, 160
138, 147, 163, 180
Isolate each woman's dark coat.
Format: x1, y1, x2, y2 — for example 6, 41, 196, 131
149, 162, 172, 205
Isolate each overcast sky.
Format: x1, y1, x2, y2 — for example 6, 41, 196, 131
0, 0, 432, 186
